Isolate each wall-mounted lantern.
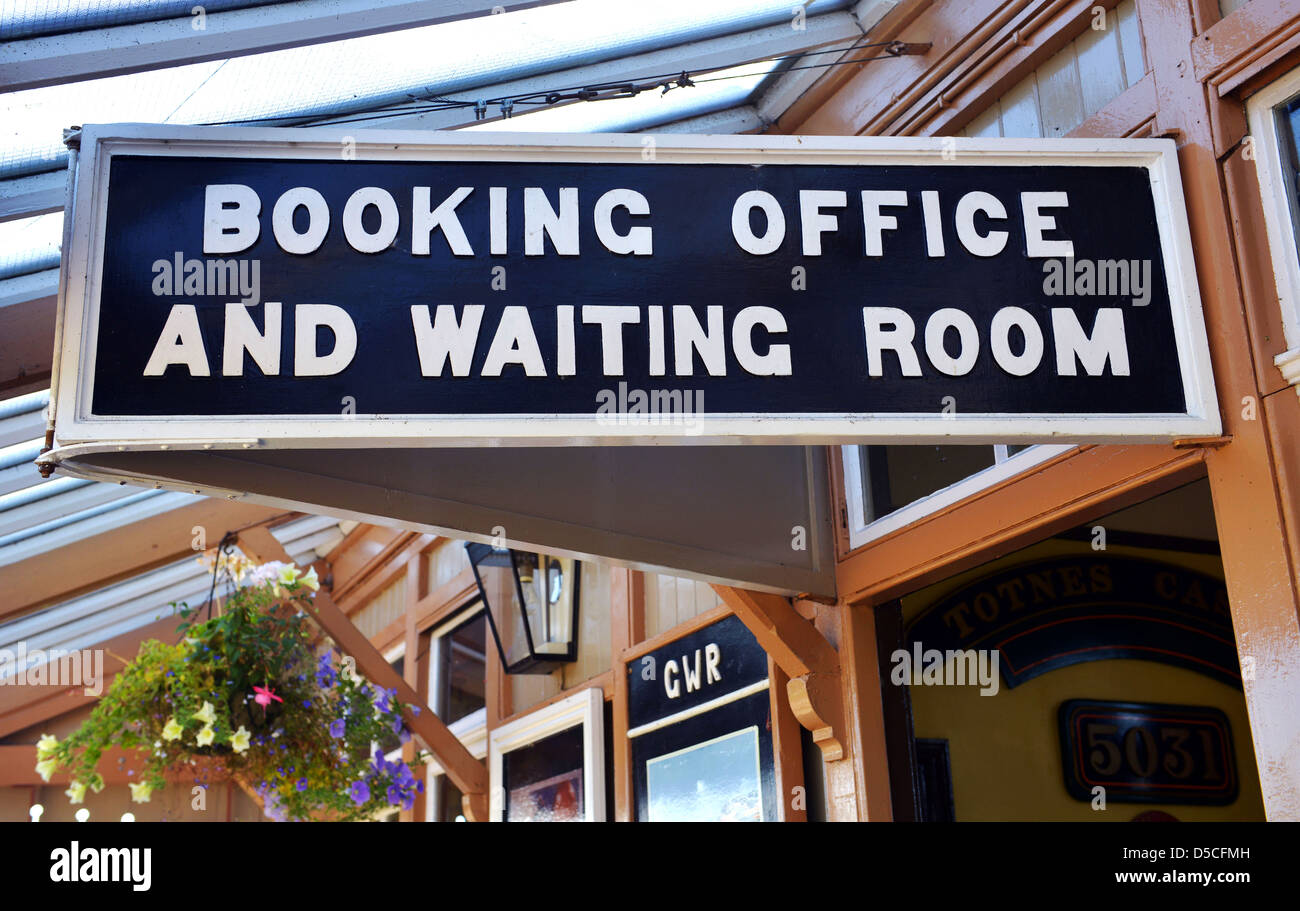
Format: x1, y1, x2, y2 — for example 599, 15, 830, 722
465, 543, 581, 675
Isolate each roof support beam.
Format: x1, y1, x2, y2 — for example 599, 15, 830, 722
641, 105, 766, 134
0, 268, 57, 397
0, 171, 66, 223
0, 500, 292, 620
236, 525, 490, 820
0, 0, 570, 93
320, 11, 865, 132
711, 585, 846, 761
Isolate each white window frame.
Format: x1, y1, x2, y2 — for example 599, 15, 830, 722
840, 444, 1075, 550
422, 604, 489, 821
487, 687, 605, 822
1248, 63, 1300, 388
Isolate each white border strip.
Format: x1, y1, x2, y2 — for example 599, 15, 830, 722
626, 678, 771, 739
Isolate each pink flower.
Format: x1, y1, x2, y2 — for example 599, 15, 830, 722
253, 685, 283, 708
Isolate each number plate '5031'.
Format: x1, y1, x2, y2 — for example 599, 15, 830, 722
1058, 700, 1237, 805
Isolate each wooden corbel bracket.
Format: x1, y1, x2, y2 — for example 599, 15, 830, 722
711, 585, 847, 762
787, 671, 846, 762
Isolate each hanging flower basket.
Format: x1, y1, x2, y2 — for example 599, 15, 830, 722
36, 551, 425, 821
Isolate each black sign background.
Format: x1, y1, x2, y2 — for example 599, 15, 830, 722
91, 155, 1185, 417
628, 614, 768, 729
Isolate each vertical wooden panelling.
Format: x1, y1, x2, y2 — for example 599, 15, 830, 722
966, 103, 1002, 136
1076, 17, 1129, 114
563, 559, 611, 688
1037, 47, 1086, 137
427, 541, 469, 592
1117, 0, 1146, 85
961, 0, 1145, 139
999, 77, 1043, 137
510, 670, 562, 715
642, 571, 726, 639
353, 575, 407, 640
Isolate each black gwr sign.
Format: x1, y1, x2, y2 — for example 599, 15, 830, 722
49, 125, 1217, 450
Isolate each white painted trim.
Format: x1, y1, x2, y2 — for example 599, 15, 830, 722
1276, 346, 1300, 387
48, 126, 1222, 452
487, 686, 604, 821
840, 444, 1075, 551
1248, 64, 1300, 387
625, 678, 771, 739
421, 709, 488, 776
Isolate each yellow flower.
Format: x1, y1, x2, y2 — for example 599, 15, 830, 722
36, 733, 58, 759
195, 725, 215, 747
65, 781, 86, 804
128, 781, 152, 803
300, 566, 320, 592
193, 701, 216, 725
277, 563, 302, 587
35, 758, 58, 782
230, 726, 251, 754
162, 717, 183, 741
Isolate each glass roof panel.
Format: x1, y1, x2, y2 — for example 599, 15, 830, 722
1, 0, 848, 175
461, 59, 777, 133
0, 212, 61, 280
1, 1, 285, 41
0, 60, 775, 273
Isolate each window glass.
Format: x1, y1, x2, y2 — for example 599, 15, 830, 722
1274, 96, 1300, 267
502, 725, 585, 822
859, 446, 999, 522
432, 774, 466, 822
436, 610, 487, 725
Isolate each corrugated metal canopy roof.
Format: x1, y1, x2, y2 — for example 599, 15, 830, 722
0, 0, 879, 667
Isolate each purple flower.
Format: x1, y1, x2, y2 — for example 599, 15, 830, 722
416, 780, 424, 794
411, 706, 420, 716
399, 728, 411, 746
387, 785, 400, 805
349, 780, 370, 806
392, 716, 403, 735
296, 778, 308, 792
329, 719, 345, 738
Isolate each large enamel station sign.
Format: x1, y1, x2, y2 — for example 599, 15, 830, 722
48, 124, 1218, 450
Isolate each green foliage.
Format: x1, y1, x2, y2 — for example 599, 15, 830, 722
36, 559, 425, 821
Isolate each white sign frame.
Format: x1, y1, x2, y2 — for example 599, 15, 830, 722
49, 123, 1221, 451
